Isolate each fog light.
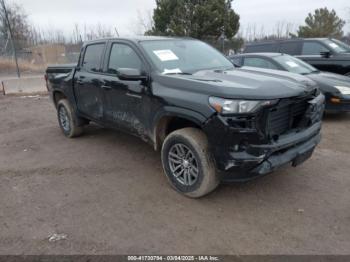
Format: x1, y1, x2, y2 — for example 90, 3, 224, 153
330, 97, 341, 104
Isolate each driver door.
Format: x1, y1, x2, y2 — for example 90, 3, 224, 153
101, 42, 149, 137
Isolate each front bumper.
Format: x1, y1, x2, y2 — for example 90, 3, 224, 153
325, 95, 350, 112
218, 122, 321, 182
203, 94, 324, 182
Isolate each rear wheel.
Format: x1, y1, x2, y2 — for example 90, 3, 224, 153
161, 128, 219, 198
57, 99, 83, 138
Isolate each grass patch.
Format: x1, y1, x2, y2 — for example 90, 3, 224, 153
0, 58, 46, 74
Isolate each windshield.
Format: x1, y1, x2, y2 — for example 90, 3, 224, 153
323, 39, 350, 53
140, 40, 234, 74
329, 39, 350, 53
273, 54, 319, 75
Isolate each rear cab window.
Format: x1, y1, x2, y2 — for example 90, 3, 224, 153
82, 43, 106, 72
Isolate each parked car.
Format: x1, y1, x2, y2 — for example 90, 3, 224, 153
230, 53, 350, 112
244, 38, 350, 76
46, 37, 324, 198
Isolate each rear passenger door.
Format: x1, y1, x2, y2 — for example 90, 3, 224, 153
74, 43, 106, 121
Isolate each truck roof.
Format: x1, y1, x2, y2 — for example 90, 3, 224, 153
233, 52, 283, 58
84, 36, 192, 45
245, 38, 330, 46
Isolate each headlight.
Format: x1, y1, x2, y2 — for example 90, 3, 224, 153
334, 86, 350, 95
209, 97, 275, 114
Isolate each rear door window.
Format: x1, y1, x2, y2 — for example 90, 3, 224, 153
302, 42, 330, 55
82, 43, 105, 72
243, 57, 279, 70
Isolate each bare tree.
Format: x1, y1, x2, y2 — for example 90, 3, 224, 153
241, 20, 298, 43
0, 0, 30, 48
130, 10, 154, 35
83, 23, 114, 40
72, 23, 82, 44
0, 0, 22, 77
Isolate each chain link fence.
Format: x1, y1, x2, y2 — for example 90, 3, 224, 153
203, 37, 244, 56
0, 36, 244, 78
0, 38, 82, 77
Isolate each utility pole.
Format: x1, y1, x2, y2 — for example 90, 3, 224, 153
114, 27, 120, 37
0, 0, 20, 78
219, 32, 226, 54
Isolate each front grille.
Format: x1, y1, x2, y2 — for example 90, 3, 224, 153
267, 97, 311, 138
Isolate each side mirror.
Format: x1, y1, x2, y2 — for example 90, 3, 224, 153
117, 68, 147, 81
232, 61, 242, 68
227, 57, 241, 68
320, 51, 331, 58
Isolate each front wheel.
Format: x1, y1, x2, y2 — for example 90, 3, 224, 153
161, 128, 219, 198
57, 99, 83, 138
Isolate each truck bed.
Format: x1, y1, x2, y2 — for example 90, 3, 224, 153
46, 64, 77, 74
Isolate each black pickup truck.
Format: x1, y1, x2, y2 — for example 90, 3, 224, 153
46, 37, 325, 198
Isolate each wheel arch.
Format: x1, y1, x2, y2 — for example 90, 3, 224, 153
53, 90, 88, 127
53, 90, 68, 108
152, 107, 208, 151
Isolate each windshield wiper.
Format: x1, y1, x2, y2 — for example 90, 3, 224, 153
164, 72, 192, 75
302, 70, 320, 75
214, 67, 235, 72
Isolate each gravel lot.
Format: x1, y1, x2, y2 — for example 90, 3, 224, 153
0, 95, 349, 255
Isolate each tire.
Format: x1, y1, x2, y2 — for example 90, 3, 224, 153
57, 99, 83, 138
161, 128, 219, 198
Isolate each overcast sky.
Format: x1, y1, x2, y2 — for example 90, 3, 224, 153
11, 0, 350, 37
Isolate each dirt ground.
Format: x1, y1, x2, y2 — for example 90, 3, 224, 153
0, 95, 349, 255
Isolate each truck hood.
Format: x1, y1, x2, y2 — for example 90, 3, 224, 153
306, 71, 350, 94
155, 67, 317, 100
312, 71, 350, 84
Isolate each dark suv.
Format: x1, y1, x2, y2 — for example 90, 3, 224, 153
244, 38, 350, 76
46, 37, 324, 198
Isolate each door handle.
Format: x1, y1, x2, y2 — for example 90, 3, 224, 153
101, 85, 112, 90
76, 80, 84, 85
126, 92, 142, 99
